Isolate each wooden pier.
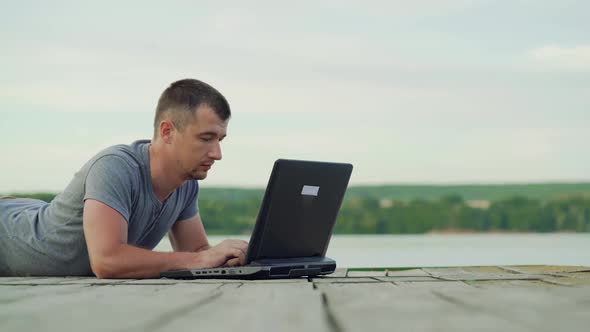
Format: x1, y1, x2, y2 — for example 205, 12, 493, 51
1, 265, 589, 331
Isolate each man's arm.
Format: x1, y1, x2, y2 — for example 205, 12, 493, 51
168, 213, 210, 252
83, 199, 247, 279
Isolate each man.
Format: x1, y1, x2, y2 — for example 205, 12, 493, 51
0, 79, 248, 278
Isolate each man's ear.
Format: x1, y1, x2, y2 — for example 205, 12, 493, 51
159, 120, 175, 144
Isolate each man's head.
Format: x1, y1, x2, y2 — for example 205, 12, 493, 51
153, 79, 231, 180
153, 79, 230, 139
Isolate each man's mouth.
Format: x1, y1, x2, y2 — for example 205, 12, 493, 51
200, 163, 213, 170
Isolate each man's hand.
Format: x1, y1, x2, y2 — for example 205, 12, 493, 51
193, 239, 249, 268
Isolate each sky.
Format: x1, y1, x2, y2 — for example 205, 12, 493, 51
1, 0, 589, 192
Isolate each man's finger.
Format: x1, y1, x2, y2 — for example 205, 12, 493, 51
227, 239, 248, 250
239, 241, 249, 251
226, 257, 240, 267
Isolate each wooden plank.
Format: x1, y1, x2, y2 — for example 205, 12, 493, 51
0, 285, 89, 305
386, 268, 431, 277
466, 279, 554, 289
59, 277, 129, 285
570, 271, 590, 279
393, 281, 473, 289
423, 267, 543, 281
0, 277, 88, 285
374, 276, 439, 282
0, 277, 40, 283
501, 265, 590, 274
0, 283, 224, 332
541, 276, 590, 287
347, 268, 431, 277
317, 282, 522, 331
346, 270, 387, 277
431, 283, 590, 331
312, 277, 378, 283
158, 283, 331, 332
0, 277, 132, 286
0, 282, 328, 332
462, 266, 511, 274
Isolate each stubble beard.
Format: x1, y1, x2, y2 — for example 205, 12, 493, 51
189, 168, 207, 180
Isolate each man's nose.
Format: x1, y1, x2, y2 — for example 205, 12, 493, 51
209, 141, 222, 160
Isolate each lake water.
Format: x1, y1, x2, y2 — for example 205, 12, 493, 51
155, 233, 590, 268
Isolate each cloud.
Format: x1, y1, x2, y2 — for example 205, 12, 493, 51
530, 45, 590, 71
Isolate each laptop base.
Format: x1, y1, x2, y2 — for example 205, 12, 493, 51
161, 257, 336, 280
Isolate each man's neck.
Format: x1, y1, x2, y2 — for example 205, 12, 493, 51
148, 143, 184, 202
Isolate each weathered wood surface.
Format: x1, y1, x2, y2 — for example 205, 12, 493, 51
1, 265, 589, 332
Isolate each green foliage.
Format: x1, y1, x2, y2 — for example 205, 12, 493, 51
9, 184, 590, 234
7, 192, 56, 203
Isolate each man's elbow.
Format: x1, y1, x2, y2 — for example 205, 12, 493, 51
91, 260, 119, 279
89, 251, 124, 279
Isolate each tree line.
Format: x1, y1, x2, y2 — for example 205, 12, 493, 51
12, 191, 590, 235
334, 194, 590, 234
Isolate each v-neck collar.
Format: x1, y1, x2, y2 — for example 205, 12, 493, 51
139, 141, 165, 209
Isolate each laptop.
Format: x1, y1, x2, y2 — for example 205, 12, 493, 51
161, 159, 353, 279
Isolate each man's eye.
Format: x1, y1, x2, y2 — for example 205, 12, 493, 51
201, 137, 212, 142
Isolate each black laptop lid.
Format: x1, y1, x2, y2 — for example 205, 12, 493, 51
246, 159, 353, 263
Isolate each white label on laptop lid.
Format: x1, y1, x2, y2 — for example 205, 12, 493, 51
301, 185, 320, 196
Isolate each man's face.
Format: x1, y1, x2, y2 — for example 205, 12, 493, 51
171, 105, 228, 181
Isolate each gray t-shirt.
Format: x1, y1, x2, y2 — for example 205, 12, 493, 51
0, 140, 199, 276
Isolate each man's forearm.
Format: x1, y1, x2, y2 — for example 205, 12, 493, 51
89, 244, 205, 279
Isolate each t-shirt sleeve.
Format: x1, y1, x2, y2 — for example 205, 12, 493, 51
83, 155, 136, 223
176, 181, 199, 222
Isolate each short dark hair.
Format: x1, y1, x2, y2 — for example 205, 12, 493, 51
153, 79, 231, 137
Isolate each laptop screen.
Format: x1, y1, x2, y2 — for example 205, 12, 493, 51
245, 159, 353, 263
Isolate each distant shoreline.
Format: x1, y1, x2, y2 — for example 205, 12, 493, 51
425, 229, 583, 235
